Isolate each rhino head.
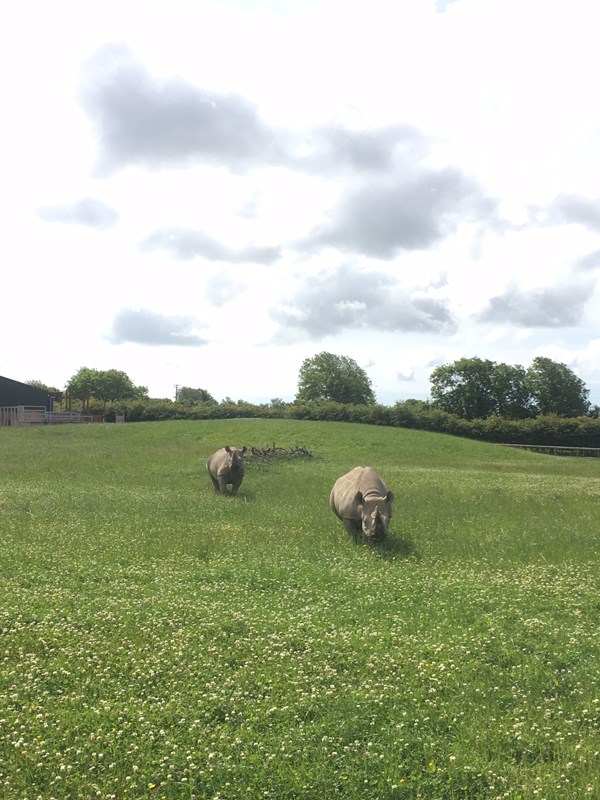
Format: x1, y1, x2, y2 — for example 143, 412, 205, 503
225, 445, 246, 471
356, 491, 393, 542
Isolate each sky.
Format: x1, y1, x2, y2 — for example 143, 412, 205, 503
2, 0, 600, 405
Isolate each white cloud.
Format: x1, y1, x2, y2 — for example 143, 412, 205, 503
37, 197, 120, 229
271, 264, 455, 339
2, 0, 600, 405
477, 280, 596, 328
107, 309, 208, 346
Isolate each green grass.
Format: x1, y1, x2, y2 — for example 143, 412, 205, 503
1, 419, 600, 799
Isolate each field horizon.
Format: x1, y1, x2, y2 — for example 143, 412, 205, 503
1, 419, 599, 799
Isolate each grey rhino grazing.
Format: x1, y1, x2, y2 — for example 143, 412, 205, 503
206, 446, 247, 495
330, 466, 394, 542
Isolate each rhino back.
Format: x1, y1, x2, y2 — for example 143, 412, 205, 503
206, 448, 228, 477
355, 467, 390, 499
330, 467, 366, 519
330, 467, 390, 519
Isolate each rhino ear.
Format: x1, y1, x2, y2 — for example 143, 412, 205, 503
241, 446, 247, 454
386, 491, 394, 503
225, 445, 232, 453
355, 491, 364, 505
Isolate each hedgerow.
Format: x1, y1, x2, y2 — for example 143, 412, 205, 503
88, 399, 600, 448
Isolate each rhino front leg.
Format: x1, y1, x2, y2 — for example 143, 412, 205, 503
342, 518, 362, 538
217, 475, 230, 494
230, 476, 243, 496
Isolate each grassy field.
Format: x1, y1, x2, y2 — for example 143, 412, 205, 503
1, 418, 599, 799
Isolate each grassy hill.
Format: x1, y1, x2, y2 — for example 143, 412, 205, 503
1, 419, 599, 799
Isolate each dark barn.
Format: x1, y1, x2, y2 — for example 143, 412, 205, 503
0, 376, 54, 427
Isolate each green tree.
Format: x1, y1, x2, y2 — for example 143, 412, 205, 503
430, 357, 535, 420
526, 357, 590, 417
177, 386, 217, 405
430, 357, 498, 419
490, 363, 533, 419
269, 397, 288, 409
66, 368, 147, 411
94, 370, 147, 407
26, 379, 60, 394
66, 367, 98, 412
295, 352, 376, 405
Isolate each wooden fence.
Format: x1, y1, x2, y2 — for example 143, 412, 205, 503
501, 443, 600, 458
0, 406, 102, 427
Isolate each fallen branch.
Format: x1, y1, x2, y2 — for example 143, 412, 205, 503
244, 443, 314, 464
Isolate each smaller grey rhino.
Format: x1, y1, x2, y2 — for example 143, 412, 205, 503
330, 466, 394, 542
206, 446, 247, 495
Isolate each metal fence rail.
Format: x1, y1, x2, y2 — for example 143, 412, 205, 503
0, 406, 45, 426
46, 411, 84, 423
0, 406, 102, 426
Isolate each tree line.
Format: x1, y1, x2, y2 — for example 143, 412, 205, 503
297, 353, 595, 419
28, 352, 596, 423
429, 356, 592, 419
